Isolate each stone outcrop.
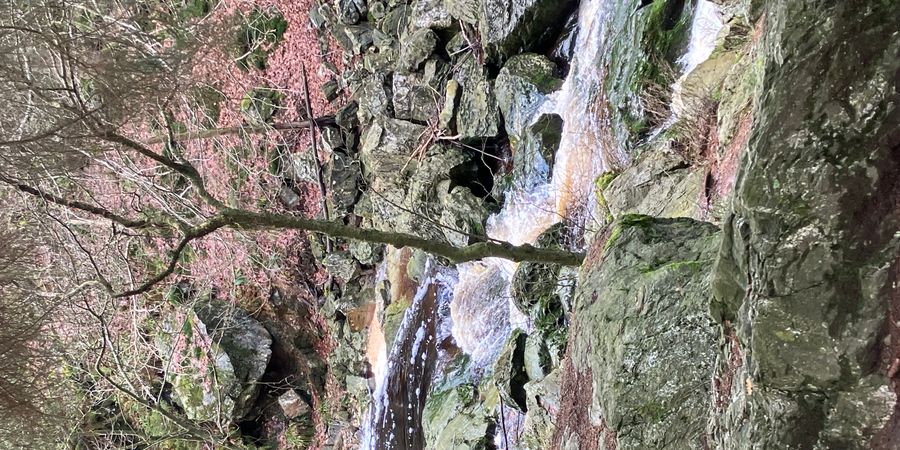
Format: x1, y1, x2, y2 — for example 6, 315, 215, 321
709, 1, 900, 448
560, 217, 721, 449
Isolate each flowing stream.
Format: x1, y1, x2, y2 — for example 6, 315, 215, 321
362, 1, 723, 448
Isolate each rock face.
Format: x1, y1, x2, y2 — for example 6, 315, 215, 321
155, 302, 273, 422
422, 355, 499, 450
709, 1, 900, 448
603, 148, 706, 220
478, 0, 578, 62
564, 216, 721, 449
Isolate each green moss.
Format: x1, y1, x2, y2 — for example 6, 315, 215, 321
639, 258, 712, 275
595, 171, 619, 222
639, 400, 668, 422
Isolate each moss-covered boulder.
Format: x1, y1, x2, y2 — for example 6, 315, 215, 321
423, 354, 499, 449
154, 302, 273, 423
566, 216, 721, 449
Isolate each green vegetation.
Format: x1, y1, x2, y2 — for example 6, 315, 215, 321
241, 87, 284, 124
234, 8, 288, 71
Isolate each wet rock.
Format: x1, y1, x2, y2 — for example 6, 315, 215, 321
494, 54, 563, 184
569, 216, 721, 449
397, 28, 437, 73
154, 302, 273, 422
278, 389, 310, 419
322, 251, 360, 282
423, 354, 499, 449
511, 223, 568, 367
478, 0, 577, 62
511, 112, 563, 187
495, 53, 562, 139
320, 126, 345, 153
522, 369, 561, 449
453, 56, 500, 139
603, 147, 706, 220
495, 53, 562, 184
327, 150, 361, 213
709, 2, 900, 448
336, 0, 367, 25
494, 330, 529, 412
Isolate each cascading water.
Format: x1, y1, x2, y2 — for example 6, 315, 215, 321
362, 0, 724, 447
450, 0, 616, 371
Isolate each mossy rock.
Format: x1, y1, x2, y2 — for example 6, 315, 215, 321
570, 217, 721, 449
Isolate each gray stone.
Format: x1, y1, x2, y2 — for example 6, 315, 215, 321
397, 28, 437, 73
154, 302, 273, 422
411, 0, 453, 29
478, 0, 577, 62
354, 72, 393, 123
336, 0, 367, 25
278, 389, 310, 419
453, 56, 500, 139
328, 150, 361, 213
322, 251, 360, 281
566, 216, 721, 449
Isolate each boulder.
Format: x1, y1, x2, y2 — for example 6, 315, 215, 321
397, 28, 437, 73
521, 369, 561, 449
154, 302, 273, 422
603, 147, 706, 220
566, 216, 721, 449
423, 354, 499, 449
495, 53, 563, 140
453, 56, 500, 139
493, 330, 529, 412
478, 0, 577, 62
709, 2, 900, 447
